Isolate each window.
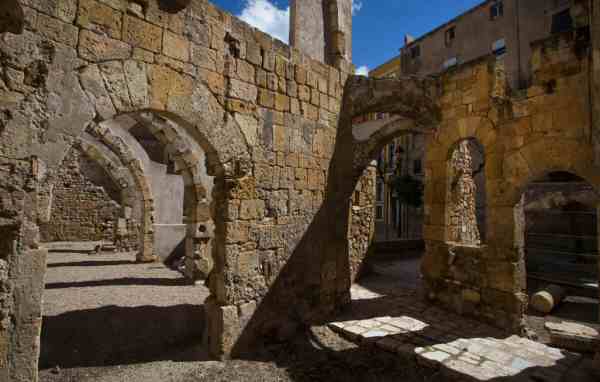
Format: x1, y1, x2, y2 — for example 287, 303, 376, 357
551, 9, 573, 34
376, 181, 384, 202
492, 38, 507, 56
490, 1, 504, 19
410, 45, 421, 59
376, 205, 384, 220
443, 57, 458, 70
413, 159, 423, 175
445, 27, 456, 46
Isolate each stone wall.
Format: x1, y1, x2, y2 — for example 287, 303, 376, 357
0, 156, 45, 382
421, 29, 597, 332
0, 0, 357, 378
40, 146, 139, 249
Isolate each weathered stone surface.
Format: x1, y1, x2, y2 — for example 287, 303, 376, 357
78, 30, 132, 62
123, 15, 163, 53
163, 30, 190, 62
79, 64, 117, 119
530, 285, 566, 314
77, 0, 122, 39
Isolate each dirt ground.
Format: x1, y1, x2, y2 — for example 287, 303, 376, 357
40, 325, 439, 382
39, 250, 437, 382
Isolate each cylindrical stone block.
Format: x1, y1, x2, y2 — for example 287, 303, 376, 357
530, 284, 566, 314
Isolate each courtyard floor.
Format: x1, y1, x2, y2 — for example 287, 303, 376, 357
329, 253, 599, 381
39, 248, 599, 381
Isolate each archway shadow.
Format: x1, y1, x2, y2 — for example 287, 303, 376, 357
39, 304, 207, 369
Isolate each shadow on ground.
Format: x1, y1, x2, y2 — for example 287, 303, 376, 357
40, 304, 206, 369
45, 277, 191, 289
47, 260, 137, 268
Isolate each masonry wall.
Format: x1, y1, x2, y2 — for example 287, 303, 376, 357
39, 147, 138, 247
421, 29, 597, 331
0, 0, 357, 378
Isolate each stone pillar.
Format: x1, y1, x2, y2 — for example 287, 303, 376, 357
290, 0, 352, 67
0, 157, 46, 382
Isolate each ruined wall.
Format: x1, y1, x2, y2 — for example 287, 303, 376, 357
290, 0, 352, 66
39, 147, 139, 249
348, 165, 376, 280
0, 0, 355, 378
0, 157, 45, 382
421, 29, 596, 331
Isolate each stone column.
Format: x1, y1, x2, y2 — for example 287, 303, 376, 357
290, 0, 352, 69
0, 157, 46, 382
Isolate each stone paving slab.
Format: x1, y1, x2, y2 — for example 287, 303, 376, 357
328, 283, 598, 381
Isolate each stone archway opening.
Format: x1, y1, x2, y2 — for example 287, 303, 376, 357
517, 171, 599, 349
38, 111, 221, 371
446, 138, 486, 246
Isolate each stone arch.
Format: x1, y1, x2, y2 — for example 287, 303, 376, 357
84, 122, 156, 261
77, 131, 153, 256
77, 60, 253, 178
291, 75, 441, 319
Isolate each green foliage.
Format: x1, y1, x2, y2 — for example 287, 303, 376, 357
390, 174, 424, 207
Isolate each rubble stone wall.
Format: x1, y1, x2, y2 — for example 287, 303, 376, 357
39, 146, 140, 249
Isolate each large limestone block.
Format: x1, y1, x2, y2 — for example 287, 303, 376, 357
530, 284, 566, 314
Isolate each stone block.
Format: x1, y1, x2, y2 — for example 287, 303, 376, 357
78, 30, 132, 62
77, 0, 122, 39
236, 60, 255, 83
36, 12, 78, 47
258, 89, 275, 108
123, 15, 163, 53
275, 93, 290, 112
246, 41, 262, 66
163, 30, 190, 62
229, 79, 257, 102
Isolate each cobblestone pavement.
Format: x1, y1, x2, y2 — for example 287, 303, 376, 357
329, 276, 598, 381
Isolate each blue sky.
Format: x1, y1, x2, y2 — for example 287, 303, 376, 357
210, 0, 485, 74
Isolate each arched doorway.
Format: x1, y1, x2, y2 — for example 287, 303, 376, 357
517, 171, 599, 344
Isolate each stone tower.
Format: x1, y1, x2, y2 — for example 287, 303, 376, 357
290, 0, 352, 67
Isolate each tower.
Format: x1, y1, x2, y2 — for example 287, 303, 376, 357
290, 0, 352, 68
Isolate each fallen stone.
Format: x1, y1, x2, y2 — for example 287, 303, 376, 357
545, 321, 600, 353
530, 284, 566, 314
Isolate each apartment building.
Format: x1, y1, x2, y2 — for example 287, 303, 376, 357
400, 0, 576, 88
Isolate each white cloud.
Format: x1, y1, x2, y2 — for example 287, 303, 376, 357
356, 65, 369, 76
352, 0, 363, 14
239, 0, 290, 43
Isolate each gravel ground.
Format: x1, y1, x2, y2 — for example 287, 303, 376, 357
40, 251, 209, 371
42, 251, 208, 316
40, 326, 438, 382
39, 251, 436, 382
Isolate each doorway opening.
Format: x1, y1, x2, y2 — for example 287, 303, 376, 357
518, 171, 599, 348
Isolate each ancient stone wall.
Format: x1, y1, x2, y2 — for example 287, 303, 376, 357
421, 29, 597, 331
0, 0, 357, 378
39, 147, 139, 249
446, 140, 481, 246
